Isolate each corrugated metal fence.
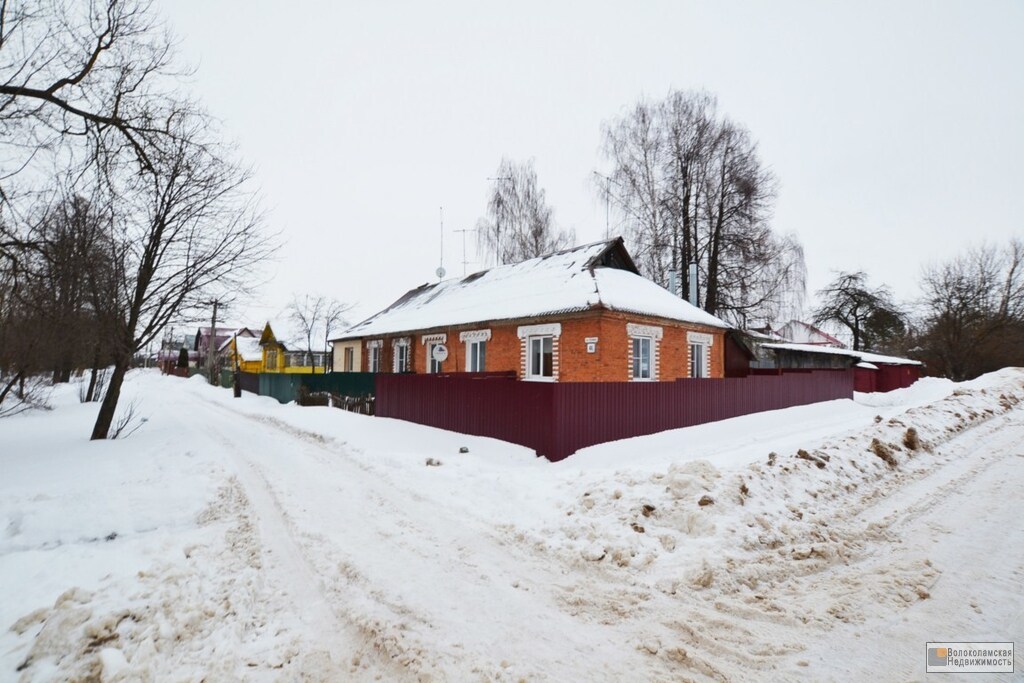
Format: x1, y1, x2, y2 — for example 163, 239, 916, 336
376, 370, 854, 461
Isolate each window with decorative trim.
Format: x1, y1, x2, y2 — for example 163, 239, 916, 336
627, 323, 662, 381
392, 338, 411, 373
527, 336, 554, 379
632, 336, 653, 380
367, 340, 383, 373
687, 331, 713, 378
459, 329, 491, 373
518, 323, 560, 381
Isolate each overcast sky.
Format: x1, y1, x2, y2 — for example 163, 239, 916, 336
160, 0, 1023, 336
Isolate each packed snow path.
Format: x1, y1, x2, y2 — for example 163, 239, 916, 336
2, 369, 1022, 681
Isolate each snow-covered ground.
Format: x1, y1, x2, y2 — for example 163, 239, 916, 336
1, 369, 1022, 681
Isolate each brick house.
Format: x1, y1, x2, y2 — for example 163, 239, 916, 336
330, 238, 730, 382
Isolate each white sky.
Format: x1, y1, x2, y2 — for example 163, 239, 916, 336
159, 0, 1023, 333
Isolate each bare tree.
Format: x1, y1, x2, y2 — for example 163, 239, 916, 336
89, 126, 272, 439
477, 158, 574, 265
322, 298, 352, 370
0, 1, 272, 436
288, 295, 353, 373
599, 89, 805, 325
915, 239, 1024, 380
812, 271, 906, 351
0, 0, 183, 191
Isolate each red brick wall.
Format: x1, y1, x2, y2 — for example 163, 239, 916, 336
354, 311, 726, 382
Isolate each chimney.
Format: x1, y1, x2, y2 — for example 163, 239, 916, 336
688, 262, 699, 307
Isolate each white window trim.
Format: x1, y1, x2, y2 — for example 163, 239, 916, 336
687, 331, 714, 346
525, 335, 557, 382
517, 323, 561, 339
630, 335, 655, 381
627, 323, 663, 340
518, 323, 561, 382
392, 337, 411, 373
628, 323, 662, 381
689, 342, 710, 378
421, 333, 447, 345
367, 339, 384, 349
459, 329, 492, 343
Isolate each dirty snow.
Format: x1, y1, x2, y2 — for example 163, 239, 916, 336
2, 368, 1022, 681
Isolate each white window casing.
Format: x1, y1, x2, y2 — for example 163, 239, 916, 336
367, 339, 384, 349
392, 337, 411, 373
517, 323, 561, 339
461, 330, 491, 372
459, 329, 492, 343
627, 323, 663, 340
627, 323, 662, 380
421, 333, 447, 345
518, 324, 560, 381
686, 331, 714, 346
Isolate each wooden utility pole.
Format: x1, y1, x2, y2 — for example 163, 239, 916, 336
204, 298, 223, 385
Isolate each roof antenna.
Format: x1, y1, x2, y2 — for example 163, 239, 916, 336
436, 206, 446, 280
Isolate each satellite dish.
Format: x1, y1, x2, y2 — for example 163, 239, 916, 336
432, 344, 449, 362
436, 266, 446, 279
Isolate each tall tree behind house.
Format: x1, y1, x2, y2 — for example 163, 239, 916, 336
599, 89, 805, 326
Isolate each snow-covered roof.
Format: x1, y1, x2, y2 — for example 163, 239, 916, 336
216, 327, 260, 352
774, 320, 846, 348
763, 342, 922, 366
336, 239, 728, 339
233, 336, 264, 362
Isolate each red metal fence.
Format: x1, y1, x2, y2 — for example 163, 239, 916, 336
376, 369, 854, 461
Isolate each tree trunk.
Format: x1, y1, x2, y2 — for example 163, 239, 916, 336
91, 357, 129, 440
0, 370, 24, 406
85, 345, 102, 402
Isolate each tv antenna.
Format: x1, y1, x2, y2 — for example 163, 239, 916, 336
435, 206, 446, 280
454, 227, 476, 276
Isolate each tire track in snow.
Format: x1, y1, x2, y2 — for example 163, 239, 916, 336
191, 394, 656, 682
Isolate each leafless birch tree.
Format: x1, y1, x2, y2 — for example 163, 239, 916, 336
477, 158, 574, 265
598, 89, 805, 325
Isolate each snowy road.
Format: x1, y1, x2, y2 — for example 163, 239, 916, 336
2, 369, 1023, 681
183, 389, 658, 681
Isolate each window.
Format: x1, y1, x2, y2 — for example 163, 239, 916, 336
343, 347, 354, 372
266, 349, 277, 370
528, 336, 554, 379
627, 323, 662, 381
460, 329, 491, 372
468, 339, 486, 372
393, 341, 410, 373
428, 343, 442, 374
517, 323, 560, 381
368, 345, 381, 373
690, 343, 707, 378
632, 337, 652, 380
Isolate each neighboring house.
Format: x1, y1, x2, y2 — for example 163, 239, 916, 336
194, 326, 259, 366
249, 323, 329, 374
220, 335, 265, 374
773, 320, 846, 348
331, 238, 730, 382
